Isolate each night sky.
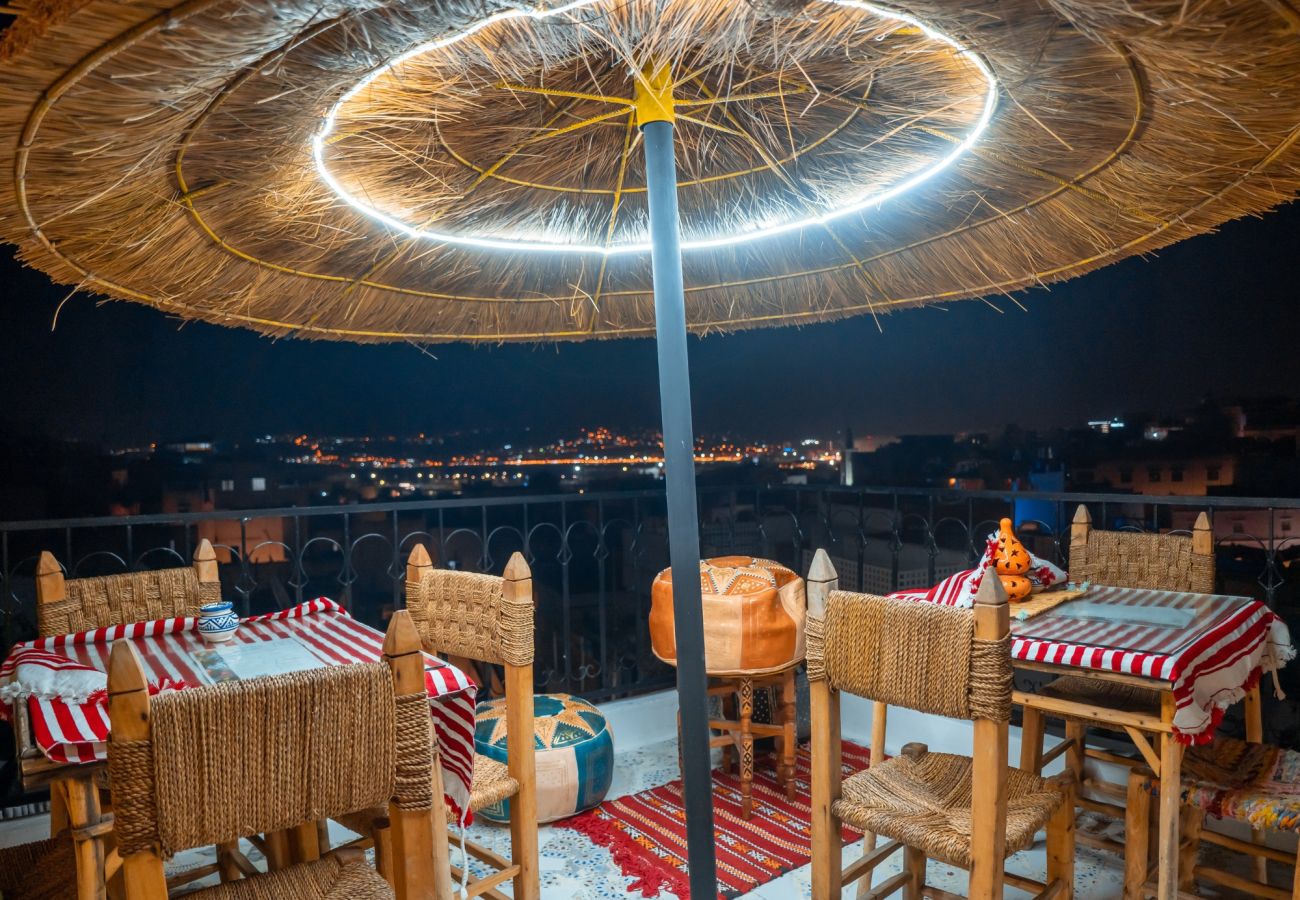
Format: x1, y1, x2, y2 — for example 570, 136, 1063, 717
2, 201, 1298, 446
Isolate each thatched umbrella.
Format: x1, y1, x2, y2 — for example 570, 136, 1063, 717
2, 0, 1299, 893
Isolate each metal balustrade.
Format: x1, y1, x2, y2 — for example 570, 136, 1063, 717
2, 484, 1297, 716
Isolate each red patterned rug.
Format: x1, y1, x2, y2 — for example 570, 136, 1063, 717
557, 741, 871, 899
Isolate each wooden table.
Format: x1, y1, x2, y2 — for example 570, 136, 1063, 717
4, 600, 476, 900
1009, 585, 1291, 900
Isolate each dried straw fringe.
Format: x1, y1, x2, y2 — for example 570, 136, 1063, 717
810, 590, 1012, 722
1069, 529, 1215, 595
40, 567, 218, 637
406, 568, 534, 667
0, 0, 1296, 342
109, 664, 431, 858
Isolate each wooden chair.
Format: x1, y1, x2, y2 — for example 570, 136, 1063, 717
404, 545, 539, 900
1124, 737, 1300, 899
1018, 506, 1217, 854
32, 540, 221, 895
808, 549, 1075, 900
105, 611, 440, 899
36, 539, 221, 637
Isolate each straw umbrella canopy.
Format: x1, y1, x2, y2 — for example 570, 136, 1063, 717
3, 0, 1300, 894
3, 0, 1298, 341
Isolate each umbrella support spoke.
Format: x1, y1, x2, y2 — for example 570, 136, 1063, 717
638, 63, 719, 897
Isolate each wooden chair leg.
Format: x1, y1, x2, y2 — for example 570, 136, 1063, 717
739, 677, 755, 819
216, 842, 242, 882
1020, 706, 1046, 775
1124, 770, 1151, 900
810, 678, 842, 900
1047, 779, 1076, 900
64, 777, 107, 900
263, 829, 292, 871
372, 817, 394, 884
781, 669, 797, 800
903, 846, 925, 900
510, 782, 542, 900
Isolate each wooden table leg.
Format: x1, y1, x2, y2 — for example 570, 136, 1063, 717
1123, 770, 1151, 900
1246, 685, 1269, 883
64, 776, 107, 900
739, 676, 754, 819
1019, 703, 1046, 774
49, 779, 71, 838
781, 669, 797, 800
1156, 693, 1184, 900
1178, 805, 1203, 891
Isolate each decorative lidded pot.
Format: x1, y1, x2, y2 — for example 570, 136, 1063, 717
197, 600, 239, 643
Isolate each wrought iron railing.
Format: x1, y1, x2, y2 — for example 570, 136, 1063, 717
2, 483, 1297, 732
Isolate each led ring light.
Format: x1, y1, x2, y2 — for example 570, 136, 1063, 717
312, 0, 998, 255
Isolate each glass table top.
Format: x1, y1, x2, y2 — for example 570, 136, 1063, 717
1011, 585, 1257, 657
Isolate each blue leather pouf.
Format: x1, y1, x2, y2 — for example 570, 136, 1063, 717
474, 692, 614, 823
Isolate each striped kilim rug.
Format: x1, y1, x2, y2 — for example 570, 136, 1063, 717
558, 741, 871, 899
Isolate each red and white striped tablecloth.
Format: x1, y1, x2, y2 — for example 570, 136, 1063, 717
1, 599, 478, 818
1012, 586, 1293, 742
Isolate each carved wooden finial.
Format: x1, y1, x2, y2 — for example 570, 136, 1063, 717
36, 551, 66, 604
1193, 512, 1213, 556
808, 548, 837, 584
37, 550, 61, 576
407, 543, 432, 567
108, 641, 148, 696
973, 569, 1009, 607
806, 548, 838, 618
383, 609, 421, 658
504, 551, 531, 582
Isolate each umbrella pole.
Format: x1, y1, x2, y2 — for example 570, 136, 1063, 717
638, 65, 719, 898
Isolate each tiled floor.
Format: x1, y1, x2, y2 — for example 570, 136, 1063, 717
0, 737, 1280, 898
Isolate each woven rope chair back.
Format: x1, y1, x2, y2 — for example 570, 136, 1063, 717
807, 589, 1012, 722
108, 663, 433, 858
40, 567, 218, 637
1070, 529, 1214, 594
406, 567, 534, 666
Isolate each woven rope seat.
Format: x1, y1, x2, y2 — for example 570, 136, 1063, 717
0, 836, 76, 899
1039, 674, 1162, 720
464, 754, 520, 815
1173, 737, 1300, 834
186, 854, 393, 900
833, 746, 1065, 868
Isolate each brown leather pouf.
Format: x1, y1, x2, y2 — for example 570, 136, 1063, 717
650, 556, 806, 676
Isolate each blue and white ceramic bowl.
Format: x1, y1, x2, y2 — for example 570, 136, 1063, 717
197, 600, 239, 644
